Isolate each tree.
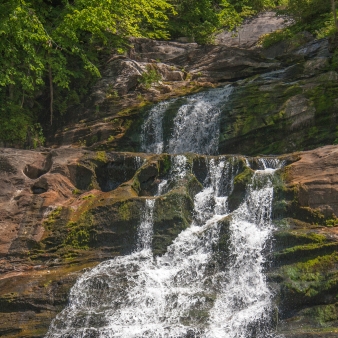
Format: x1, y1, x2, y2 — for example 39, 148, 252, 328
0, 0, 287, 146
167, 0, 283, 44
331, 0, 338, 29
0, 0, 174, 145
286, 0, 331, 23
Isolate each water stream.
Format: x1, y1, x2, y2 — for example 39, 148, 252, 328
141, 85, 233, 155
46, 85, 283, 338
207, 163, 281, 338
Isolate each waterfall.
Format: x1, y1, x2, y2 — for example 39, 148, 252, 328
46, 82, 284, 337
45, 156, 283, 338
136, 199, 155, 251
207, 167, 281, 338
141, 100, 174, 154
141, 85, 233, 155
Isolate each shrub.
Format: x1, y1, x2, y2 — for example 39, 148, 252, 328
138, 66, 162, 89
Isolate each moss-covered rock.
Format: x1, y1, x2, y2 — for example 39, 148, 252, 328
228, 165, 254, 211
270, 223, 338, 335
218, 68, 338, 156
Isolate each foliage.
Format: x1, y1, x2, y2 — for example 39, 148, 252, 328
138, 65, 162, 89
1, 0, 337, 146
285, 0, 331, 23
259, 28, 293, 48
168, 0, 284, 44
0, 0, 174, 146
260, 1, 338, 48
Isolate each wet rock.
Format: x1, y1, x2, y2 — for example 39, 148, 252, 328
0, 150, 211, 336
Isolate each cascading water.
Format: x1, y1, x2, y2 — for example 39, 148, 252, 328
141, 100, 174, 154
46, 155, 283, 338
141, 85, 233, 155
136, 199, 156, 251
207, 163, 282, 338
46, 80, 284, 338
156, 155, 187, 196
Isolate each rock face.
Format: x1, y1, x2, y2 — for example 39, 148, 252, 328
0, 148, 238, 337
1, 145, 338, 336
51, 37, 280, 149
216, 11, 292, 49
286, 146, 338, 217
50, 31, 338, 159
217, 37, 337, 155
271, 146, 338, 337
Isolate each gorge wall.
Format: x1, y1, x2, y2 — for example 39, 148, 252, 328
1, 12, 338, 338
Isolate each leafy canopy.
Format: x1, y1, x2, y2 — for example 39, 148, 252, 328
0, 0, 174, 145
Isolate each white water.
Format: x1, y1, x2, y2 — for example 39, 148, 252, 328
207, 169, 279, 338
46, 156, 282, 338
136, 199, 156, 251
141, 100, 175, 154
141, 85, 233, 155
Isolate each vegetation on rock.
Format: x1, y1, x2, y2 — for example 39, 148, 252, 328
1, 0, 289, 147
261, 0, 338, 47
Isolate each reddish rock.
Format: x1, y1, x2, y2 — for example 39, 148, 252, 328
286, 145, 338, 217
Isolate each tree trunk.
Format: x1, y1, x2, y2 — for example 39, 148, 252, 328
49, 64, 53, 126
21, 91, 25, 108
332, 0, 338, 30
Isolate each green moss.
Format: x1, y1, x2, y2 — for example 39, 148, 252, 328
95, 151, 107, 163
294, 253, 338, 276
274, 230, 327, 250
132, 176, 141, 194
64, 213, 94, 249
81, 194, 95, 200
218, 72, 338, 155
234, 167, 254, 186
118, 202, 131, 221
153, 189, 195, 255
279, 251, 338, 314
123, 119, 133, 131
228, 166, 254, 211
302, 304, 338, 325
326, 217, 338, 227
279, 241, 338, 257
159, 154, 171, 176
284, 84, 302, 97
1, 292, 19, 301
43, 207, 62, 228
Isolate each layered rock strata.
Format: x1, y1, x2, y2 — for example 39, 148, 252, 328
1, 146, 338, 336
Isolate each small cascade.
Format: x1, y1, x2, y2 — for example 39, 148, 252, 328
45, 156, 241, 338
167, 86, 233, 155
134, 156, 145, 170
141, 85, 233, 155
46, 157, 283, 338
46, 156, 284, 338
194, 157, 236, 225
141, 100, 175, 154
45, 199, 157, 338
258, 158, 285, 171
136, 199, 155, 252
207, 162, 283, 338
